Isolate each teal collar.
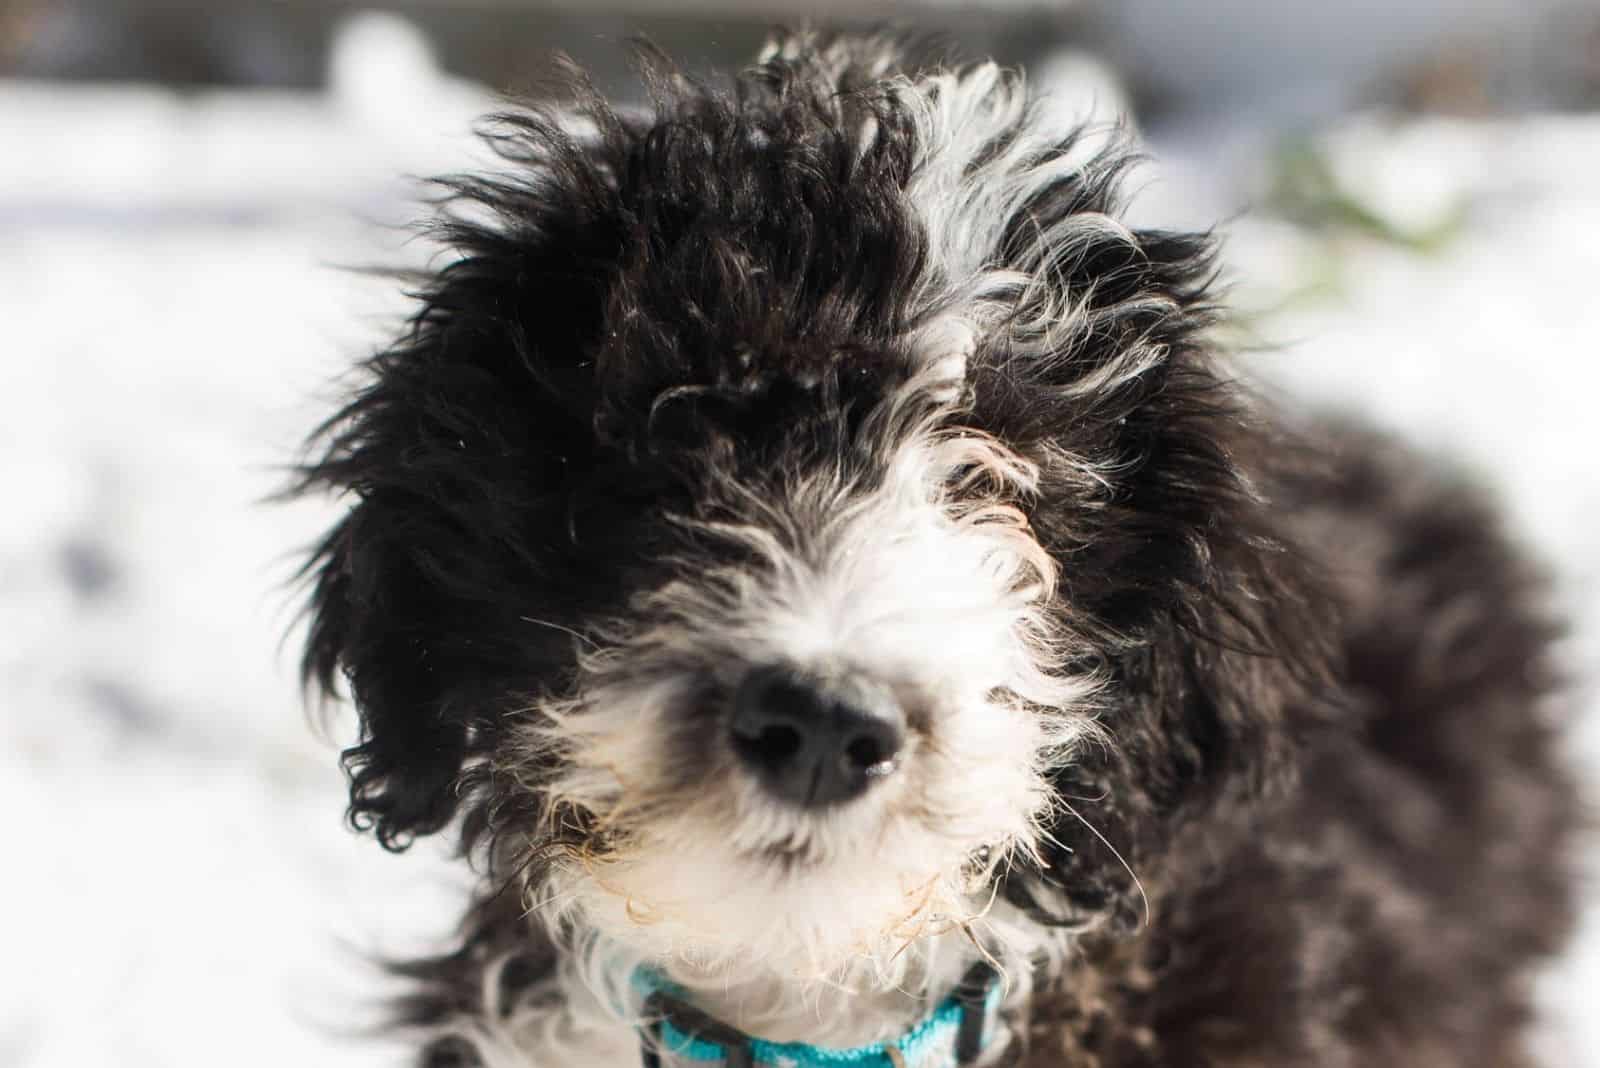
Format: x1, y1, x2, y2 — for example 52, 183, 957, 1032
635, 962, 1005, 1068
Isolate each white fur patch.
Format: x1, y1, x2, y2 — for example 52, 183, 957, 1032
416, 905, 1068, 1064
490, 364, 1100, 1054
893, 63, 1172, 404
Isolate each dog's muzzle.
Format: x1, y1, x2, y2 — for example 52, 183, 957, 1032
730, 664, 906, 808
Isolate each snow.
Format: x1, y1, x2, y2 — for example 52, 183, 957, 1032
0, 20, 485, 1065
2, 24, 1596, 1066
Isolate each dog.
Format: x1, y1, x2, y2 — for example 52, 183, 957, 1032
294, 31, 1580, 1067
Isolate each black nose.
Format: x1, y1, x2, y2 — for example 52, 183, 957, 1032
730, 665, 906, 808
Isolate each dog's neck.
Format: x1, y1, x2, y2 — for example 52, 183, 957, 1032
512, 909, 1057, 1068
644, 938, 985, 1047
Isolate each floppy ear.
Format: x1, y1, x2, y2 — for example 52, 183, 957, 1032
1006, 495, 1339, 933
300, 499, 473, 850
295, 102, 631, 852
990, 338, 1340, 930
931, 112, 1340, 929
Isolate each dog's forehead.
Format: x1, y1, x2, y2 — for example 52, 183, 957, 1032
584, 97, 934, 425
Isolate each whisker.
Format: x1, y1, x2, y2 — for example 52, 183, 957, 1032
1032, 823, 1073, 854
958, 922, 1008, 991
519, 615, 599, 650
521, 885, 585, 920
1058, 800, 1151, 930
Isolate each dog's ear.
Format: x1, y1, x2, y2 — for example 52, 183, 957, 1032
300, 500, 472, 850
941, 116, 1339, 928
999, 447, 1338, 935
295, 106, 631, 852
998, 353, 1340, 932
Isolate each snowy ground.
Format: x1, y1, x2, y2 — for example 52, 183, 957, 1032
2, 21, 1597, 1067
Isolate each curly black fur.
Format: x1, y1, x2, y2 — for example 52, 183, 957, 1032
294, 31, 1579, 1067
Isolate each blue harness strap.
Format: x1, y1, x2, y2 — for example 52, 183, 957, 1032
636, 962, 1004, 1068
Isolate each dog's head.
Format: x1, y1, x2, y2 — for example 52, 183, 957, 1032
299, 33, 1329, 987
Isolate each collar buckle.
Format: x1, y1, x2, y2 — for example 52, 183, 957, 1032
641, 989, 754, 1068
953, 961, 1001, 1066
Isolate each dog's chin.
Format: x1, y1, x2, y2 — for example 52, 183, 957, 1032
526, 667, 1078, 983
537, 817, 1017, 985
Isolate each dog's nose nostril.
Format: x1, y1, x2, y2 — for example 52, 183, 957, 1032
846, 737, 897, 777
731, 665, 905, 808
742, 722, 804, 767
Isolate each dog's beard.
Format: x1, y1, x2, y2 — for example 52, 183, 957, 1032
533, 690, 1056, 987
508, 413, 1100, 988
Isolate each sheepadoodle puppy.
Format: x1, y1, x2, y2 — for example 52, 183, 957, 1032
295, 31, 1579, 1068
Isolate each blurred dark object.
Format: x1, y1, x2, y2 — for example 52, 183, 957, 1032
0, 1, 1073, 98
0, 0, 327, 87
5, 0, 1600, 126
1383, 9, 1600, 115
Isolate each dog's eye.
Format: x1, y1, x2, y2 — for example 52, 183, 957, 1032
839, 363, 887, 400
642, 385, 741, 453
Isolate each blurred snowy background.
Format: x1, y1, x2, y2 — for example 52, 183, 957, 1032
3, 1, 1599, 1065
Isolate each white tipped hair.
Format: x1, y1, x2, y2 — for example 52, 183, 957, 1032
895, 62, 1171, 404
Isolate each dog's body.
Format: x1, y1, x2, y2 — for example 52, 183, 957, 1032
297, 33, 1578, 1068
